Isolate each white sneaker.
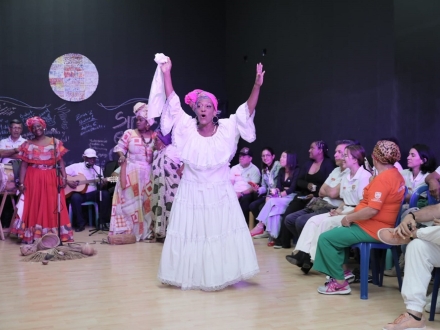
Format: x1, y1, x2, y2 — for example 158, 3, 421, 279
253, 231, 269, 239
426, 290, 440, 303
425, 302, 440, 314
426, 292, 432, 304
425, 291, 440, 313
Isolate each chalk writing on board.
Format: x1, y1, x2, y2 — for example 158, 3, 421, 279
76, 110, 105, 136
20, 110, 36, 124
60, 131, 70, 143
97, 98, 148, 111
113, 111, 137, 130
113, 131, 124, 145
0, 96, 49, 110
0, 122, 10, 136
39, 108, 56, 127
89, 139, 108, 159
113, 111, 137, 144
55, 104, 70, 130
0, 104, 16, 116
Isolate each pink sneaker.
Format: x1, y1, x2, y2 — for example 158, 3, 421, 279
250, 222, 264, 237
325, 270, 355, 284
317, 278, 351, 295
382, 313, 426, 330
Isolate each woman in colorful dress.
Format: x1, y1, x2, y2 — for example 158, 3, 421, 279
155, 57, 264, 291
109, 103, 157, 241
151, 130, 182, 241
11, 116, 73, 244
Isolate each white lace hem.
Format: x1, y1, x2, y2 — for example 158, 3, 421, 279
157, 268, 260, 291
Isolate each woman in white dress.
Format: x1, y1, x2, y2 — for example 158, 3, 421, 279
156, 57, 264, 291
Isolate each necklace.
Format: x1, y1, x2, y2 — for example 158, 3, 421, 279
138, 130, 152, 159
197, 124, 218, 137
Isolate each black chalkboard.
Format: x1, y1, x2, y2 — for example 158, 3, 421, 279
0, 96, 151, 166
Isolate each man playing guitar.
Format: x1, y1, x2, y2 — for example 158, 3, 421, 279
65, 148, 111, 232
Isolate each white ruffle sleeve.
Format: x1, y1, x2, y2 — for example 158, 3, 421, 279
225, 101, 256, 143
160, 91, 195, 149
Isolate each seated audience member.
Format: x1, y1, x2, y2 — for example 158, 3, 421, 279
274, 140, 335, 248
230, 147, 261, 224
65, 148, 111, 232
425, 163, 440, 202
251, 151, 299, 245
0, 119, 26, 230
364, 137, 404, 174
313, 140, 405, 295
381, 137, 404, 171
286, 143, 371, 273
384, 143, 436, 277
281, 140, 356, 249
249, 147, 281, 232
400, 143, 437, 204
378, 204, 440, 329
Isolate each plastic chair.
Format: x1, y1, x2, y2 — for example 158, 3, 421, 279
69, 201, 99, 227
409, 185, 428, 208
351, 187, 407, 299
429, 267, 440, 321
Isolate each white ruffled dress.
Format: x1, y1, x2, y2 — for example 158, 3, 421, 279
157, 92, 260, 291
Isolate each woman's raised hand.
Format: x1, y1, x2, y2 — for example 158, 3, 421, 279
255, 63, 265, 87
160, 57, 172, 74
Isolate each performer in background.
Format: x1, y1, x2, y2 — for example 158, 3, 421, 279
0, 119, 26, 230
109, 103, 157, 241
151, 130, 182, 241
156, 57, 264, 290
65, 148, 111, 232
0, 119, 26, 164
10, 117, 73, 244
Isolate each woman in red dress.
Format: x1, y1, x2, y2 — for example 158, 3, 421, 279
11, 117, 73, 244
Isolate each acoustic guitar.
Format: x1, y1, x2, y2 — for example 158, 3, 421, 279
64, 173, 118, 198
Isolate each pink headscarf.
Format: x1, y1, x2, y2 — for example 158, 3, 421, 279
184, 89, 218, 112
26, 116, 46, 132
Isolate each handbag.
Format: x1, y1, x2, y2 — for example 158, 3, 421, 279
305, 197, 335, 212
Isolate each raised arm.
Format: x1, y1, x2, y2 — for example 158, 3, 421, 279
246, 63, 265, 116
160, 58, 174, 98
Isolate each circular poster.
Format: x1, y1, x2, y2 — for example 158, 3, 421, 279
48, 53, 99, 102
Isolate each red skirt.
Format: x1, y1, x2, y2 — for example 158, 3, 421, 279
11, 166, 73, 244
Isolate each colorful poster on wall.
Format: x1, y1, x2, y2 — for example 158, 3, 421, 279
48, 53, 99, 102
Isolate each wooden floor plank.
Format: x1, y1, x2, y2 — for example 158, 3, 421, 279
0, 229, 438, 329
